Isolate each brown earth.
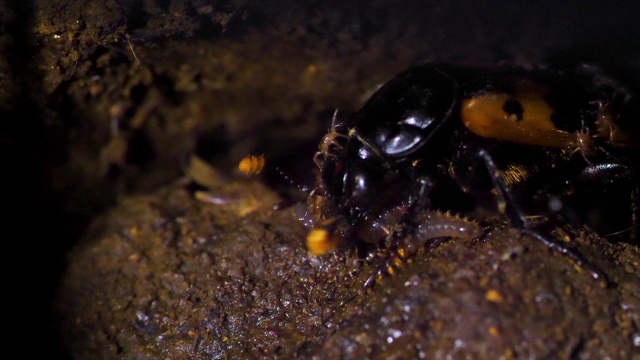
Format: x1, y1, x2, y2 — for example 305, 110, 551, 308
2, 0, 640, 358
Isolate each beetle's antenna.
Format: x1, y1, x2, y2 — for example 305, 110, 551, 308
238, 154, 311, 195
330, 108, 340, 128
273, 165, 311, 194
314, 109, 350, 169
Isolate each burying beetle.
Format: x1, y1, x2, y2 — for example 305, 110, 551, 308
306, 62, 639, 281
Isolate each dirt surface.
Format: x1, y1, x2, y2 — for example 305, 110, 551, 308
56, 174, 640, 359
56, 168, 640, 359
2, 0, 640, 359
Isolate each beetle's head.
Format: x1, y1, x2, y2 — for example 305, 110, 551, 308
319, 64, 459, 222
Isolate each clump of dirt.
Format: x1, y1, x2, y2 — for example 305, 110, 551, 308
56, 168, 640, 358
55, 174, 367, 359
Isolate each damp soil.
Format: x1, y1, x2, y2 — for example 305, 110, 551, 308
2, 0, 640, 359
57, 176, 640, 359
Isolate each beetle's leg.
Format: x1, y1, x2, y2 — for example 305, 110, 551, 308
477, 149, 606, 282
399, 176, 434, 236
477, 149, 530, 228
375, 177, 435, 276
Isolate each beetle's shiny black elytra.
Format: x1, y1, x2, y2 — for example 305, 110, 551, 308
308, 62, 639, 278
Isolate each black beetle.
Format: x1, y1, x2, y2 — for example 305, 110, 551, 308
307, 62, 640, 279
